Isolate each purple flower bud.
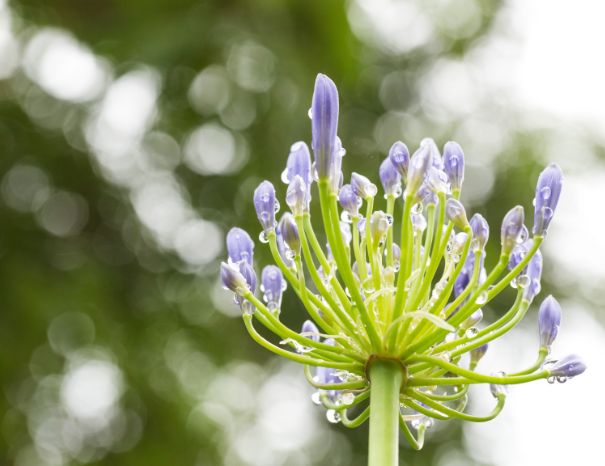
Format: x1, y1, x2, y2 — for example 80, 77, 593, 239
426, 168, 449, 194
316, 339, 341, 399
220, 262, 250, 295
421, 138, 443, 170
470, 213, 489, 251
226, 227, 254, 266
414, 182, 438, 206
470, 343, 488, 364
351, 172, 378, 199
533, 163, 563, 236
278, 212, 300, 254
446, 198, 469, 229
238, 260, 257, 295
254, 181, 277, 232
443, 141, 465, 191
388, 141, 410, 178
406, 144, 432, 197
338, 184, 360, 215
301, 320, 320, 342
286, 175, 308, 216
508, 239, 532, 271
538, 295, 561, 349
549, 354, 586, 378
522, 249, 542, 302
275, 224, 294, 267
370, 211, 390, 246
500, 206, 525, 254
285, 141, 312, 186
453, 267, 470, 298
330, 136, 345, 193
261, 265, 284, 309
379, 157, 402, 196
311, 74, 339, 179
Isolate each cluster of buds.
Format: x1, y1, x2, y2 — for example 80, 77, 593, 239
220, 74, 586, 448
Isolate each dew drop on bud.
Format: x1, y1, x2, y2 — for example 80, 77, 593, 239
556, 376, 568, 384
311, 391, 322, 405
259, 231, 269, 243
341, 392, 355, 405
326, 409, 341, 424
281, 168, 290, 184
547, 376, 556, 384
540, 186, 551, 200
341, 211, 352, 223
516, 274, 530, 288
475, 291, 488, 305
308, 107, 313, 119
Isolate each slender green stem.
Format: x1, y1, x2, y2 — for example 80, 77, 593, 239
368, 360, 403, 466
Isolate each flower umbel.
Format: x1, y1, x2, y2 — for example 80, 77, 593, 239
221, 74, 586, 455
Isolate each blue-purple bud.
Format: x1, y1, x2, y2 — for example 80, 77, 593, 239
254, 181, 277, 232
275, 224, 294, 267
443, 141, 465, 192
446, 198, 469, 229
533, 163, 563, 236
351, 172, 378, 199
338, 184, 360, 215
470, 213, 489, 251
379, 157, 402, 196
388, 141, 410, 179
284, 141, 312, 186
286, 175, 308, 216
500, 206, 525, 254
421, 138, 443, 170
470, 343, 488, 366
405, 144, 432, 197
311, 74, 339, 179
261, 265, 284, 309
522, 249, 542, 302
226, 227, 254, 266
508, 239, 532, 271
220, 262, 250, 296
415, 182, 438, 206
238, 260, 257, 295
538, 295, 561, 350
426, 168, 449, 194
278, 212, 300, 254
549, 354, 586, 378
301, 320, 320, 342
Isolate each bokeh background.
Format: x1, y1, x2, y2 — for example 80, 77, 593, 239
1, 0, 604, 465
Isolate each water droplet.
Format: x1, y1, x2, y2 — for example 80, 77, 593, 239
510, 278, 518, 289
340, 392, 355, 405
465, 327, 479, 338
281, 168, 290, 184
338, 147, 347, 157
366, 184, 378, 198
326, 409, 341, 424
450, 254, 460, 263
340, 211, 352, 223
516, 274, 530, 288
532, 197, 536, 207
556, 376, 567, 384
274, 199, 281, 213
285, 249, 297, 261
308, 107, 313, 119
259, 231, 269, 243
411, 202, 423, 214
543, 206, 554, 221
475, 291, 488, 305
267, 301, 279, 312
540, 186, 551, 200
311, 391, 322, 405
547, 376, 556, 384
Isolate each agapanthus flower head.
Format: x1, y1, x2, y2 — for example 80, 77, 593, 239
533, 163, 563, 236
221, 73, 585, 454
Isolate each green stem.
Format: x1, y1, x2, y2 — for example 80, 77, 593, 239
368, 360, 403, 466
